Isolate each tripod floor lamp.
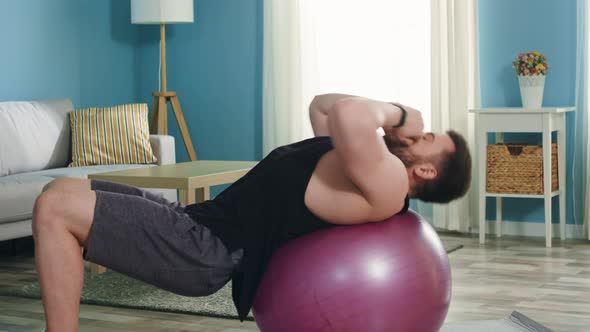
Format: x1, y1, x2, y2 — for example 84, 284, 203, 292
131, 0, 198, 161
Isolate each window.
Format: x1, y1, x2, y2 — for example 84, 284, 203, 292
301, 0, 431, 136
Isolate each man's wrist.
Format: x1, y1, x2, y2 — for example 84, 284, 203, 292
392, 104, 407, 128
383, 103, 405, 128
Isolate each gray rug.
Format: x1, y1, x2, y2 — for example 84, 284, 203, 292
441, 311, 554, 332
0, 243, 463, 321
1, 272, 248, 320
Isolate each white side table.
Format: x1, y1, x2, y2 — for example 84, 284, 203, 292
469, 107, 574, 248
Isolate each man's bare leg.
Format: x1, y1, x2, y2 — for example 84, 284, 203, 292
32, 190, 96, 332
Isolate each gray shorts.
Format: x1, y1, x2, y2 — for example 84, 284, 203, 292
84, 179, 243, 297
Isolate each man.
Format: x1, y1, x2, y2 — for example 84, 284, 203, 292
33, 94, 471, 331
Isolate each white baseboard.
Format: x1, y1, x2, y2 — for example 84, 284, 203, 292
469, 220, 587, 240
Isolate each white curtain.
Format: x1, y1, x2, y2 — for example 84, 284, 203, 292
263, 0, 477, 231
263, 0, 432, 152
262, 0, 316, 155
261, 0, 300, 155
429, 0, 480, 232
576, 0, 590, 239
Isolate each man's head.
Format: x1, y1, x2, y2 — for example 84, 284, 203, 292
384, 130, 471, 203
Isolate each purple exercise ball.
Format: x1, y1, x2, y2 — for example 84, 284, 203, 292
253, 210, 451, 332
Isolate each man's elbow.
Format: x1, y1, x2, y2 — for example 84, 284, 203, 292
310, 94, 338, 114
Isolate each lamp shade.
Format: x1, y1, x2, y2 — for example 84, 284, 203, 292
131, 0, 194, 24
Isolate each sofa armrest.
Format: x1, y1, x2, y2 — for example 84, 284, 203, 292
149, 135, 176, 165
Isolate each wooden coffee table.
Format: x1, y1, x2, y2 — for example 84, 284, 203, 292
87, 160, 258, 273
88, 160, 258, 204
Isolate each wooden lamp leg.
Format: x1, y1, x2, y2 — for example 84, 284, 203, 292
157, 96, 168, 135
149, 24, 196, 159
170, 96, 197, 161
150, 95, 159, 134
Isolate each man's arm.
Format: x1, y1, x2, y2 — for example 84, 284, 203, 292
327, 97, 422, 222
309, 94, 358, 136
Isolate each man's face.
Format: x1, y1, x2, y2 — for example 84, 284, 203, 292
408, 132, 455, 160
386, 132, 455, 167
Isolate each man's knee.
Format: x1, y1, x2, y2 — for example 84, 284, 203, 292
42, 177, 91, 193
41, 181, 51, 193
43, 178, 67, 192
32, 191, 64, 234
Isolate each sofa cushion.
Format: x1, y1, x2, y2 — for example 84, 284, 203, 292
25, 164, 156, 179
0, 174, 54, 224
0, 165, 155, 224
0, 220, 33, 241
0, 99, 74, 176
69, 104, 157, 167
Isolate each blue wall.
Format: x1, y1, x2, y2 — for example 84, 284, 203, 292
79, 0, 140, 107
0, 0, 138, 108
3, 0, 576, 222
0, 0, 82, 104
1, 0, 262, 197
135, 0, 263, 164
479, 0, 577, 224
135, 0, 263, 196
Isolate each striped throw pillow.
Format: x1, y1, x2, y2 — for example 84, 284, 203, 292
69, 104, 157, 167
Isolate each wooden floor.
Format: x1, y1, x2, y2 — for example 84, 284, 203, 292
1, 234, 589, 332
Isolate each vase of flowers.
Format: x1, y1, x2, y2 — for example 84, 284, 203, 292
513, 51, 548, 108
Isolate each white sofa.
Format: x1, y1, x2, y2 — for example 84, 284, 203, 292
0, 99, 177, 242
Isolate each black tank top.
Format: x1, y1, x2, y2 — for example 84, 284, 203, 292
184, 136, 409, 320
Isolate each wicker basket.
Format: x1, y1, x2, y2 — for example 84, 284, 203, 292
487, 143, 558, 195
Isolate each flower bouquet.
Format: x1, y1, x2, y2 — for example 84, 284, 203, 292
513, 51, 548, 108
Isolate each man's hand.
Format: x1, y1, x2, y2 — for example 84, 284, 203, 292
384, 103, 424, 146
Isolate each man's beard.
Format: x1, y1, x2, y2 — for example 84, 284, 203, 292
383, 135, 418, 168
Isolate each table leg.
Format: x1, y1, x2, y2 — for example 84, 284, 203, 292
495, 133, 503, 238
87, 246, 107, 275
478, 116, 487, 244
179, 189, 196, 205
557, 121, 566, 240
90, 263, 107, 274
496, 197, 502, 238
543, 114, 552, 248
196, 186, 211, 203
